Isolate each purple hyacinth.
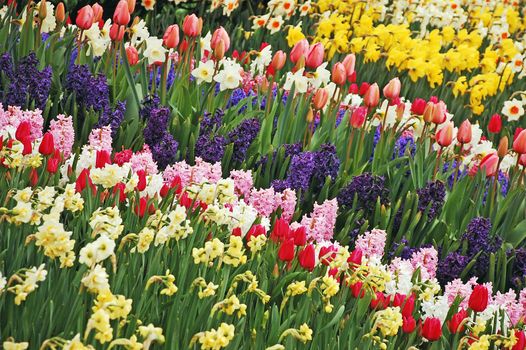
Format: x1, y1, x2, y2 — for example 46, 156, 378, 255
144, 107, 170, 145
337, 173, 390, 212
151, 132, 178, 169
461, 217, 502, 278
65, 64, 110, 113
227, 118, 260, 162
393, 134, 416, 158
312, 143, 340, 184
437, 252, 470, 285
417, 180, 446, 220
195, 134, 226, 163
510, 248, 526, 288
227, 88, 249, 112
257, 143, 302, 172
139, 94, 161, 120
287, 151, 316, 191
96, 101, 126, 137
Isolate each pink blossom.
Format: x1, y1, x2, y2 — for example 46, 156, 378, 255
246, 187, 279, 217
410, 247, 438, 280
163, 160, 192, 187
229, 169, 253, 198
355, 229, 386, 259
0, 105, 44, 141
444, 278, 479, 309
88, 126, 113, 152
278, 189, 297, 222
300, 199, 338, 242
49, 114, 74, 158
130, 145, 158, 174
193, 158, 222, 184
493, 290, 523, 326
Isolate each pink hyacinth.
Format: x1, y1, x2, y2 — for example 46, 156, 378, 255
300, 199, 338, 242
355, 229, 386, 259
229, 169, 253, 198
246, 187, 279, 217
49, 114, 74, 158
88, 126, 113, 152
163, 160, 192, 187
278, 188, 297, 222
0, 105, 44, 141
130, 145, 158, 174
444, 278, 479, 309
493, 290, 523, 326
192, 158, 222, 184
410, 247, 438, 280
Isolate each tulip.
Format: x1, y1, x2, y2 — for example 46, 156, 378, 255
39, 132, 54, 155
292, 226, 306, 246
135, 197, 148, 217
127, 0, 136, 13
278, 238, 295, 262
21, 138, 32, 156
94, 150, 110, 169
350, 106, 367, 128
211, 27, 230, 52
411, 98, 427, 115
447, 309, 467, 334
55, 2, 65, 23
113, 182, 127, 203
370, 292, 390, 310
395, 102, 405, 121
432, 101, 447, 124
331, 62, 346, 86
358, 82, 370, 96
113, 0, 130, 26
270, 50, 286, 72
182, 14, 201, 37
393, 293, 415, 317
75, 168, 92, 193
319, 246, 337, 265
92, 3, 103, 23
305, 43, 324, 69
479, 153, 499, 177
513, 129, 526, 154
298, 244, 315, 271
160, 184, 170, 198
402, 316, 416, 333
46, 157, 59, 174
488, 114, 502, 134
290, 39, 309, 64
421, 317, 442, 341
270, 218, 290, 242
109, 24, 125, 41
348, 83, 359, 94
423, 102, 435, 123
363, 83, 379, 108
457, 119, 472, 144
513, 330, 526, 350
246, 224, 266, 243
76, 5, 94, 30
347, 249, 362, 266
342, 53, 355, 78
383, 77, 401, 100
136, 169, 147, 191
350, 282, 365, 298
436, 122, 453, 147
170, 175, 182, 194
30, 168, 38, 187
468, 284, 489, 312
15, 121, 31, 141
125, 46, 139, 65
213, 39, 226, 60
38, 0, 47, 20
498, 136, 509, 158
163, 24, 180, 49
312, 88, 329, 110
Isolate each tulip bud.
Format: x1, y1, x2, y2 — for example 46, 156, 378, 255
127, 0, 136, 13
479, 153, 499, 177
125, 46, 139, 65
278, 238, 295, 262
163, 24, 180, 49
513, 129, 526, 154
305, 42, 324, 69
135, 197, 148, 217
498, 136, 508, 158
342, 53, 355, 78
95, 150, 111, 168
109, 24, 125, 41
113, 182, 126, 203
432, 101, 446, 124
211, 26, 230, 52
331, 62, 346, 86
421, 317, 442, 342
46, 157, 59, 174
270, 218, 290, 242
348, 83, 359, 94
350, 281, 365, 298
292, 226, 306, 246
76, 5, 94, 30
290, 39, 309, 64
488, 114, 502, 134
363, 83, 379, 108
312, 88, 329, 110
447, 309, 468, 334
213, 39, 226, 60
38, 0, 47, 20
347, 249, 362, 266
383, 77, 401, 100
30, 168, 39, 187
92, 3, 103, 24
136, 169, 147, 191
436, 122, 453, 147
468, 284, 489, 312
423, 102, 435, 123
306, 108, 314, 123
457, 119, 472, 144
22, 138, 32, 155
113, 0, 130, 26
270, 50, 286, 72
370, 292, 390, 310
298, 244, 316, 271
15, 121, 31, 141
350, 106, 367, 128
402, 316, 416, 333
55, 2, 65, 23
182, 14, 201, 37
39, 132, 54, 155
411, 98, 427, 115
395, 102, 405, 121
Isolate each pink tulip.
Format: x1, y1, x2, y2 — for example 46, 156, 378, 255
305, 43, 324, 69
91, 3, 103, 24
479, 153, 499, 177
312, 88, 329, 110
383, 77, 401, 100
513, 129, 526, 154
290, 39, 309, 64
457, 119, 472, 144
363, 83, 380, 108
211, 26, 230, 52
125, 46, 139, 65
342, 54, 356, 78
331, 62, 346, 85
182, 14, 201, 37
436, 122, 453, 147
76, 5, 94, 30
350, 106, 367, 128
432, 101, 447, 124
270, 50, 286, 72
163, 24, 180, 49
113, 0, 130, 26
109, 23, 125, 41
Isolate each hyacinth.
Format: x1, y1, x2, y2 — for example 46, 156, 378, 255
195, 134, 226, 163
257, 143, 302, 174
355, 229, 386, 259
163, 158, 222, 188
65, 64, 110, 113
229, 169, 253, 198
437, 252, 469, 285
278, 189, 297, 222
139, 94, 161, 120
227, 118, 260, 163
49, 114, 75, 158
246, 187, 279, 217
2, 53, 52, 110
286, 151, 316, 191
493, 290, 524, 326
300, 199, 338, 242
393, 133, 416, 158
200, 109, 224, 135
226, 88, 249, 112
417, 180, 446, 220
410, 247, 438, 280
88, 126, 113, 153
0, 105, 44, 141
144, 107, 171, 146
462, 217, 502, 278
337, 173, 390, 212
152, 133, 179, 170
95, 101, 126, 137
312, 144, 340, 184
130, 145, 158, 174
511, 248, 526, 288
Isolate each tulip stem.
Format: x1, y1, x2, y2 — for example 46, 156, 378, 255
433, 148, 442, 180
345, 128, 356, 171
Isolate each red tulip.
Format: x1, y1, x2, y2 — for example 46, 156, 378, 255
75, 168, 92, 193
270, 50, 286, 72
358, 82, 370, 96
211, 26, 230, 52
136, 169, 147, 191
468, 284, 489, 312
331, 62, 346, 86
278, 238, 295, 262
109, 24, 125, 41
290, 39, 309, 64
514, 128, 524, 141
447, 309, 467, 334
513, 129, 526, 154
163, 24, 180, 49
488, 114, 502, 134
363, 83, 380, 108
92, 3, 103, 23
246, 224, 266, 243
113, 182, 127, 203
292, 226, 307, 246
231, 227, 242, 237
170, 175, 182, 194
342, 54, 356, 78
125, 46, 139, 65
432, 101, 447, 124
39, 132, 54, 155
15, 121, 31, 141
182, 14, 201, 37
319, 246, 337, 265
21, 137, 32, 155
436, 122, 454, 147
513, 330, 526, 350
348, 83, 359, 94
347, 248, 363, 266
350, 106, 367, 128
46, 157, 59, 174
135, 197, 148, 217
160, 183, 170, 198
411, 98, 427, 115
30, 168, 38, 187
95, 150, 111, 168
393, 293, 415, 317
402, 316, 416, 333
76, 5, 94, 30
479, 153, 499, 177
305, 43, 324, 69
383, 77, 401, 100
350, 281, 365, 298
114, 149, 133, 165
421, 317, 442, 341
113, 0, 130, 26
127, 0, 136, 13
457, 119, 472, 144
370, 292, 390, 310
312, 88, 329, 110
270, 218, 290, 242
298, 244, 316, 271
